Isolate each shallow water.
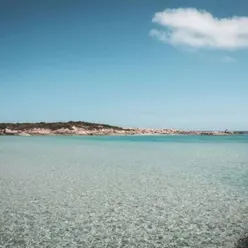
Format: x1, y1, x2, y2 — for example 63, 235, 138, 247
0, 136, 248, 248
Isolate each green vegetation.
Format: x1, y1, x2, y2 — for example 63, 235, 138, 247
0, 121, 124, 131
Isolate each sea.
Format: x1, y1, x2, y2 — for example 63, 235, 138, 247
0, 135, 248, 248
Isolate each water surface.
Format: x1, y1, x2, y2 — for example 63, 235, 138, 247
0, 135, 248, 248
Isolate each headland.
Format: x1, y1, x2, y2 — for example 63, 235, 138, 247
0, 121, 246, 136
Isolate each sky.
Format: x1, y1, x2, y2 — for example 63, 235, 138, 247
1, 0, 248, 130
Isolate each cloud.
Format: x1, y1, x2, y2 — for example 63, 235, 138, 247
150, 8, 248, 50
220, 56, 236, 63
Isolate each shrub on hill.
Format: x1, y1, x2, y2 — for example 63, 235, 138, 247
0, 121, 123, 131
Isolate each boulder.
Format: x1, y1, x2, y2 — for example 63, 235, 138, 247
4, 128, 19, 135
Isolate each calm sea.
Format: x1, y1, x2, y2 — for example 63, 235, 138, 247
0, 135, 248, 248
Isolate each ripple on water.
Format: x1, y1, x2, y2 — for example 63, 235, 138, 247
0, 136, 248, 248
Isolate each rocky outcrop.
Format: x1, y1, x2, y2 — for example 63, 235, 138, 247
4, 128, 19, 135
26, 128, 52, 135
0, 122, 236, 136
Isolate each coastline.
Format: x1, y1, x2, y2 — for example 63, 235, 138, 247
0, 121, 243, 136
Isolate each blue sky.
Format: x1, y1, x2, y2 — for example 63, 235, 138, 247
1, 0, 248, 130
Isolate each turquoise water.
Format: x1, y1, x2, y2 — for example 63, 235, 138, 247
0, 135, 248, 248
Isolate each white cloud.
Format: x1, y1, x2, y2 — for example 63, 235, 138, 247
150, 8, 248, 50
220, 56, 236, 63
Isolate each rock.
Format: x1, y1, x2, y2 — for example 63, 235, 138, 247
18, 133, 31, 136
77, 130, 88, 135
28, 128, 51, 135
54, 128, 72, 134
71, 126, 78, 131
235, 235, 248, 248
4, 128, 19, 135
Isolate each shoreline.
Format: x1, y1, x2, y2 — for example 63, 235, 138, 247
0, 131, 239, 137
0, 134, 238, 137
0, 121, 244, 136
